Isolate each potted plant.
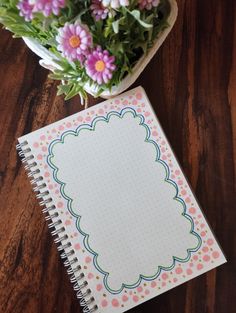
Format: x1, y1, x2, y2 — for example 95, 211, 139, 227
0, 0, 177, 103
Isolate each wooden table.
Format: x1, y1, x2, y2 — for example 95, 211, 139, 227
0, 1, 235, 312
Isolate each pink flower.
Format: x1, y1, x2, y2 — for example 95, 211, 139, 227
33, 0, 66, 17
138, 0, 160, 10
85, 47, 116, 85
90, 0, 109, 21
56, 22, 92, 62
17, 0, 34, 21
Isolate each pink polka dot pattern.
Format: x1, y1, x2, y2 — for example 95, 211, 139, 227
28, 88, 223, 310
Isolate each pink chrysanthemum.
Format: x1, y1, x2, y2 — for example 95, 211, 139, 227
33, 0, 66, 17
138, 0, 160, 10
56, 22, 92, 62
102, 0, 129, 9
85, 47, 116, 85
17, 0, 34, 21
90, 0, 109, 21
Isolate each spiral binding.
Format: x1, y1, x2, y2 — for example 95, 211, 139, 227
17, 140, 98, 313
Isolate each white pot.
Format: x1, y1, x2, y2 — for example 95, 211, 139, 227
23, 0, 177, 99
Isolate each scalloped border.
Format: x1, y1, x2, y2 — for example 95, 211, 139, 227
47, 107, 202, 294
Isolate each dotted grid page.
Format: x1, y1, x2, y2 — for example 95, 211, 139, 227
18, 86, 226, 313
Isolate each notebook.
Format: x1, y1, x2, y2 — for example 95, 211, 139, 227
17, 86, 226, 313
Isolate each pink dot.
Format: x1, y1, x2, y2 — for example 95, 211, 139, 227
162, 155, 167, 160
86, 116, 91, 122
57, 202, 63, 208
123, 100, 128, 106
133, 295, 139, 303
207, 238, 214, 246
122, 295, 128, 302
48, 184, 54, 190
137, 108, 142, 113
114, 100, 120, 105
101, 299, 108, 307
65, 220, 71, 226
85, 256, 92, 263
44, 172, 50, 177
171, 174, 176, 179
161, 282, 166, 287
112, 299, 119, 307
186, 268, 193, 275
181, 189, 187, 195
161, 147, 166, 153
200, 223, 205, 229
88, 273, 94, 279
91, 111, 95, 115
42, 146, 47, 152
74, 243, 81, 250
145, 289, 150, 295
175, 170, 180, 175
198, 214, 202, 218
132, 100, 137, 105
178, 180, 183, 185
197, 263, 203, 270
189, 207, 196, 214
33, 142, 39, 148
193, 255, 198, 261
137, 286, 143, 293
98, 108, 104, 114
185, 197, 191, 203
144, 111, 150, 117
175, 267, 183, 274
202, 246, 209, 253
37, 154, 43, 160
161, 273, 168, 280
77, 116, 83, 122
203, 255, 210, 262
52, 128, 57, 133
136, 92, 142, 100
200, 231, 206, 237
48, 136, 52, 140
189, 262, 194, 267
151, 281, 157, 288
66, 122, 72, 128
173, 278, 178, 283
96, 284, 103, 291
212, 251, 220, 259
152, 131, 158, 137
40, 135, 46, 141
58, 125, 64, 131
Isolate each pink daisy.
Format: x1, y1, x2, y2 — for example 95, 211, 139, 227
33, 0, 66, 17
56, 22, 92, 62
85, 47, 116, 85
138, 0, 160, 10
17, 0, 34, 21
90, 0, 109, 21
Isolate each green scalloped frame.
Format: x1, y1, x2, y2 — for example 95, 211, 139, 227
47, 107, 202, 294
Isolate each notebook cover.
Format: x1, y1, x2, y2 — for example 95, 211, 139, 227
17, 86, 226, 313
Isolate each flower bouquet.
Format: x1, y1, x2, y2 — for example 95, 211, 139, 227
0, 0, 177, 102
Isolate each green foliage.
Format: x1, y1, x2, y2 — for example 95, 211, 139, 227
0, 0, 171, 100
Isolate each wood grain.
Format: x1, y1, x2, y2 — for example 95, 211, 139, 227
0, 0, 235, 312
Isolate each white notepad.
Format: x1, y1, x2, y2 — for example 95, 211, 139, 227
17, 86, 226, 313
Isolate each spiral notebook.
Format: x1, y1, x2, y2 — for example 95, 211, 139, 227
17, 87, 226, 313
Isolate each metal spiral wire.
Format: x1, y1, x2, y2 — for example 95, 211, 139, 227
17, 140, 98, 313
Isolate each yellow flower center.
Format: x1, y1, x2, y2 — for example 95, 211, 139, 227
69, 35, 81, 48
95, 60, 106, 72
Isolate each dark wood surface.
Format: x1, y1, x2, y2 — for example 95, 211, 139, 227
0, 0, 235, 312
